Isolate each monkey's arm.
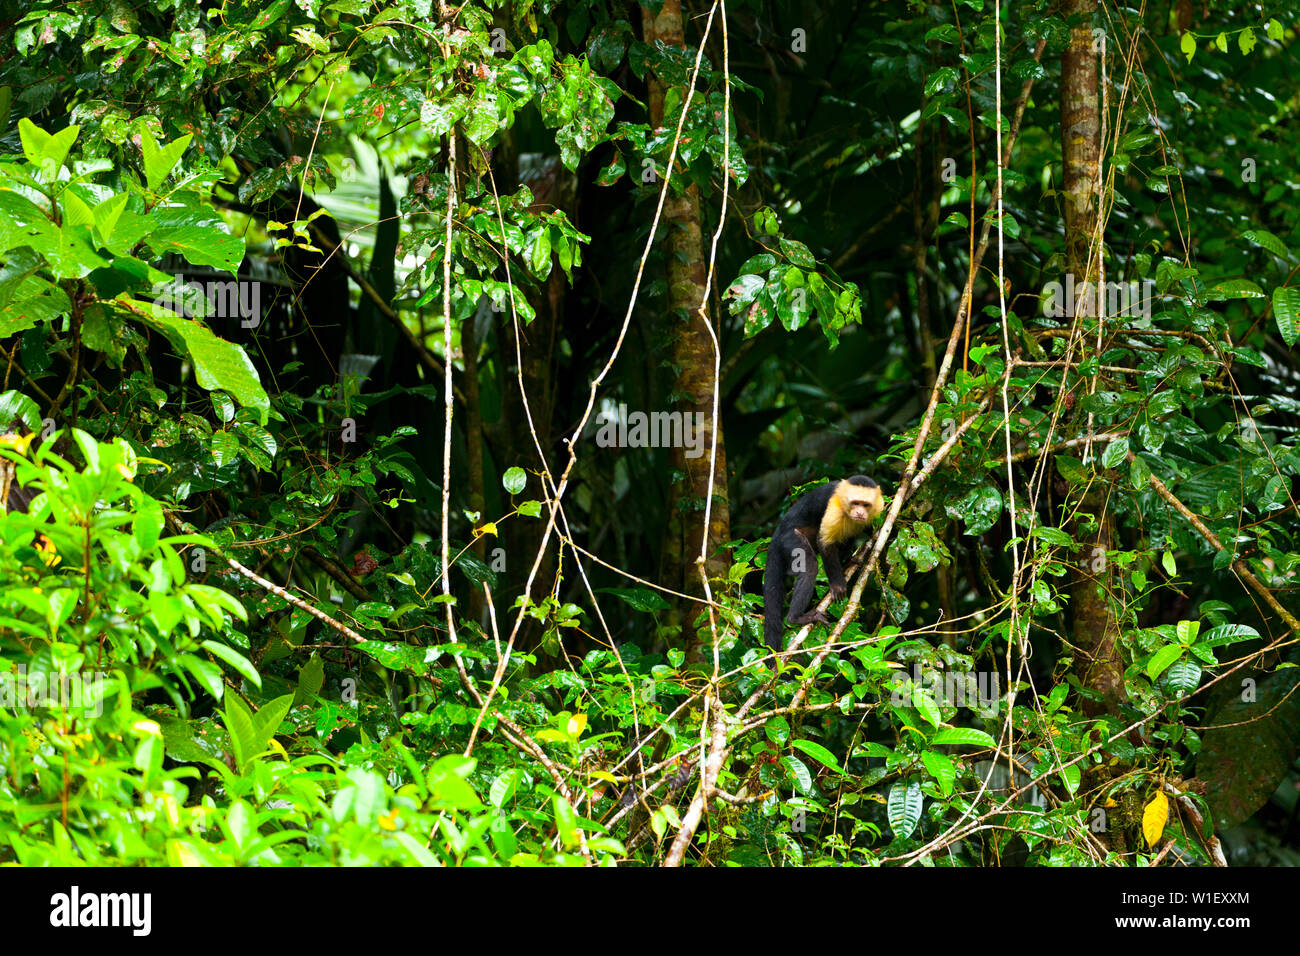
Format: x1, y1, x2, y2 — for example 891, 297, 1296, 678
762, 535, 788, 652
822, 542, 848, 601
785, 529, 831, 627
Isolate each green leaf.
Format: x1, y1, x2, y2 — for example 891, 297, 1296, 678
1239, 28, 1256, 55
764, 715, 790, 745
1273, 287, 1300, 348
1161, 549, 1177, 576
1164, 660, 1202, 696
1031, 526, 1076, 548
1146, 644, 1183, 680
490, 769, 521, 808
149, 224, 245, 272
502, 466, 527, 494
1101, 438, 1129, 469
781, 755, 813, 795
792, 739, 841, 772
1243, 229, 1289, 260
527, 228, 552, 280
945, 483, 1003, 536
930, 727, 998, 747
356, 640, 432, 674
182, 654, 224, 700
887, 781, 924, 838
1056, 455, 1088, 485
1206, 278, 1264, 300
912, 685, 941, 727
203, 639, 262, 689
489, 812, 518, 858
18, 119, 79, 179
1130, 454, 1150, 490
921, 751, 956, 796
602, 587, 671, 612
251, 0, 293, 28
1180, 32, 1196, 63
251, 694, 294, 756
1059, 763, 1081, 796
139, 128, 193, 192
552, 794, 580, 848
223, 694, 257, 771
1198, 623, 1260, 647
1175, 619, 1201, 646
295, 653, 324, 702
0, 390, 42, 431
131, 303, 269, 418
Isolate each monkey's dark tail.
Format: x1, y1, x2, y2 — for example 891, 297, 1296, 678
762, 545, 785, 653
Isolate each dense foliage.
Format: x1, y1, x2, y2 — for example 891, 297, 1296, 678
1, 0, 1298, 866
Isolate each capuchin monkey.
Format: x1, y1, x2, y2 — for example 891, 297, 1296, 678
762, 476, 885, 652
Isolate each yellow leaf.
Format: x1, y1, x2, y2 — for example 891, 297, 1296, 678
35, 534, 61, 567
475, 521, 498, 537
167, 839, 205, 867
1142, 790, 1169, 847
567, 712, 587, 739
0, 432, 35, 455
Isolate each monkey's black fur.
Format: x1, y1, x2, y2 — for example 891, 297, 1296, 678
762, 476, 880, 653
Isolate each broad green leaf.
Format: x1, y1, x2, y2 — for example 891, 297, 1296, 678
552, 794, 580, 848
355, 640, 430, 673
18, 119, 79, 180
887, 781, 924, 838
203, 640, 262, 689
140, 129, 193, 192
1101, 438, 1129, 469
1273, 287, 1300, 348
502, 466, 527, 494
490, 769, 521, 808
251, 694, 295, 758
223, 694, 257, 771
131, 302, 269, 418
912, 685, 941, 727
1164, 660, 1202, 696
149, 223, 245, 272
1242, 229, 1289, 259
1146, 644, 1183, 680
792, 739, 841, 772
1199, 623, 1260, 647
930, 727, 998, 747
182, 653, 224, 700
921, 751, 956, 795
1175, 619, 1201, 646
1059, 763, 1081, 796
781, 754, 813, 795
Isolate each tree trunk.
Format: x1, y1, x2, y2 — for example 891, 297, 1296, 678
1060, 0, 1129, 722
642, 0, 731, 654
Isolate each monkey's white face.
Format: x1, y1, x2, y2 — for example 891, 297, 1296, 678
841, 487, 883, 524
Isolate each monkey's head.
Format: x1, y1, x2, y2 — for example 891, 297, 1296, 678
838, 475, 884, 524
